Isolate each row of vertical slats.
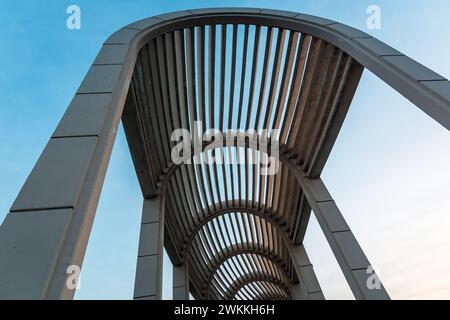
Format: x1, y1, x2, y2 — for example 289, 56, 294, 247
130, 22, 359, 299
235, 281, 289, 300
207, 253, 288, 300
186, 211, 290, 299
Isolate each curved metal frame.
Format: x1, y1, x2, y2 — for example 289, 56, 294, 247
203, 249, 288, 292
0, 7, 448, 300
205, 252, 290, 299
226, 273, 291, 300
178, 195, 322, 299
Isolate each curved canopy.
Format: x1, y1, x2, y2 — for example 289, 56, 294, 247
125, 11, 363, 299
2, 7, 447, 301
119, 8, 447, 300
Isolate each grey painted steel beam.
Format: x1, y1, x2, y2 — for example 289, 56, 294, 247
289, 244, 324, 300
0, 43, 134, 298
288, 283, 308, 300
292, 174, 390, 300
173, 263, 190, 300
133, 196, 165, 300
0, 209, 72, 299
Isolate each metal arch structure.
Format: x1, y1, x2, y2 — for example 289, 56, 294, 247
0, 8, 449, 300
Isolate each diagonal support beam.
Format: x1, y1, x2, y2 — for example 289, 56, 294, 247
289, 283, 308, 300
133, 195, 165, 300
294, 175, 390, 300
289, 244, 325, 300
0, 59, 131, 299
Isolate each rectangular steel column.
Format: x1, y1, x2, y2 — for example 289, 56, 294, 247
288, 283, 308, 300
0, 40, 137, 299
173, 263, 189, 300
289, 244, 325, 300
133, 196, 165, 300
299, 177, 390, 300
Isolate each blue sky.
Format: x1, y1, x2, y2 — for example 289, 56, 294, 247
0, 0, 449, 299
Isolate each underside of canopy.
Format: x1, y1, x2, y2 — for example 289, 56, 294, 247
124, 15, 363, 300
1, 7, 448, 301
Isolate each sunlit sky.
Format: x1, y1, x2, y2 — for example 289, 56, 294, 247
0, 0, 449, 300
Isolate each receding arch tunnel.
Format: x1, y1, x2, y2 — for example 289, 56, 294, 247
0, 8, 448, 300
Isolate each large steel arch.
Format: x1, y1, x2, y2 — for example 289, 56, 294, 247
0, 8, 448, 300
